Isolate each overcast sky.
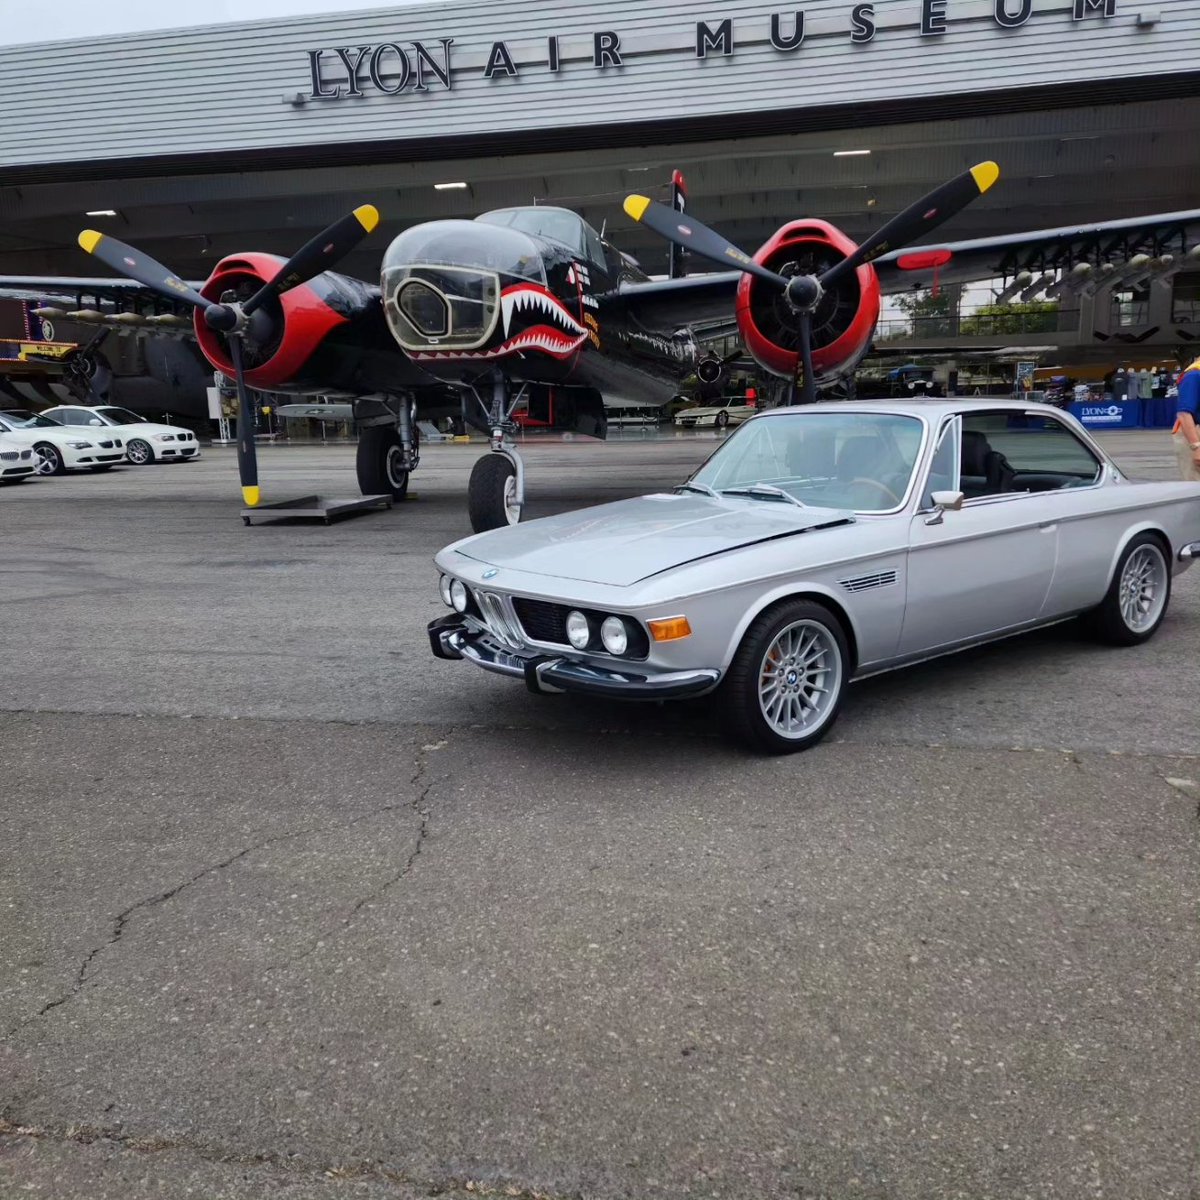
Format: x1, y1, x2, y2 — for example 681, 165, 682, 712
7, 0, 419, 43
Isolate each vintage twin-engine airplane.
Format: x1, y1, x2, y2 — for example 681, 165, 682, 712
4, 165, 1200, 531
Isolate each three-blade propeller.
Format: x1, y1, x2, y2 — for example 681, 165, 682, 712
625, 162, 999, 403
78, 204, 380, 506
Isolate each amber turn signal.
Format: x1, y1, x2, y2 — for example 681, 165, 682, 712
647, 615, 692, 642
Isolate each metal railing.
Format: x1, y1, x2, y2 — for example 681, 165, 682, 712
875, 309, 1076, 341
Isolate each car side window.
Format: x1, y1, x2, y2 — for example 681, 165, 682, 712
57, 409, 86, 425
960, 411, 1101, 499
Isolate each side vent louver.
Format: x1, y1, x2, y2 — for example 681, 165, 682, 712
839, 569, 898, 594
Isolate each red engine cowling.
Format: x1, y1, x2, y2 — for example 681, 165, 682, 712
192, 252, 348, 390
736, 220, 881, 383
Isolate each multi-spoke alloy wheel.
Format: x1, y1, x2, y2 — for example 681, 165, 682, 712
721, 599, 849, 754
1118, 544, 1168, 633
1084, 533, 1172, 646
757, 619, 842, 739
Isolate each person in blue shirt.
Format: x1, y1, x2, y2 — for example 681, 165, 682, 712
1173, 357, 1200, 481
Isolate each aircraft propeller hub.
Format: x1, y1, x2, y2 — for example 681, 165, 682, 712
784, 274, 823, 314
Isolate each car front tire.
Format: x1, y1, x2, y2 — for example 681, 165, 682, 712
1082, 533, 1171, 646
126, 438, 154, 465
34, 443, 65, 476
719, 599, 849, 755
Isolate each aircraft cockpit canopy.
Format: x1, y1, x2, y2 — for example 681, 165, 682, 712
477, 207, 606, 266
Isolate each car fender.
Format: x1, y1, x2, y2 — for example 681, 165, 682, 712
719, 580, 862, 672
1103, 519, 1173, 586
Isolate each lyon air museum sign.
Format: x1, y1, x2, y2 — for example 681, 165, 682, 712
304, 1, 1120, 100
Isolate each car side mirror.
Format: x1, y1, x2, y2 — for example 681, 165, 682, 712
88, 418, 103, 426
924, 490, 964, 526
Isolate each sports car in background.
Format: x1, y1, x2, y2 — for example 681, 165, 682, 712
40, 404, 200, 465
0, 409, 126, 475
430, 400, 1200, 753
673, 396, 758, 430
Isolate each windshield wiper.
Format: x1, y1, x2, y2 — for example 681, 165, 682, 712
721, 484, 806, 508
675, 481, 720, 498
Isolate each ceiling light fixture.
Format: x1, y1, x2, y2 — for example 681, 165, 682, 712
434, 181, 469, 190
833, 149, 871, 157
85, 209, 118, 216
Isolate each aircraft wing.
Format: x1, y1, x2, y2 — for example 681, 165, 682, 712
874, 209, 1200, 292
615, 271, 741, 331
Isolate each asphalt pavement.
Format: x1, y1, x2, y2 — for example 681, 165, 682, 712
1, 429, 1197, 1200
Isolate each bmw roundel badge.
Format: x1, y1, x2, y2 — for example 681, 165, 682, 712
482, 568, 499, 580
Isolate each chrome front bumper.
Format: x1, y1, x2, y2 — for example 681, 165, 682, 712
427, 615, 719, 700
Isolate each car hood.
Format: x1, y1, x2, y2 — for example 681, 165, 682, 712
117, 422, 188, 436
453, 492, 853, 586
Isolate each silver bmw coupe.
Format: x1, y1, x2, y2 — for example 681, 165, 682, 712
429, 401, 1200, 753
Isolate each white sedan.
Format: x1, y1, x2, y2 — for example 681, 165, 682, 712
0, 430, 37, 483
0, 409, 127, 475
41, 404, 201, 466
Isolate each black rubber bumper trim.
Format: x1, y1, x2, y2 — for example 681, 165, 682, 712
427, 613, 465, 660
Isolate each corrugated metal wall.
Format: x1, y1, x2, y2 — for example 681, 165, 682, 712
3, 0, 1196, 167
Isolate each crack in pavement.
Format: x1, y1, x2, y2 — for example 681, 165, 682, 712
265, 738, 442, 973
2, 731, 452, 1041
0, 1117, 576, 1200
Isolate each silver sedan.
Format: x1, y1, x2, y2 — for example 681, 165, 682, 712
429, 400, 1200, 753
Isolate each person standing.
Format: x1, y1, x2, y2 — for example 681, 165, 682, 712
1172, 355, 1200, 481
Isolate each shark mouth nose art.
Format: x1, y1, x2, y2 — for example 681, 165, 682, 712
411, 283, 587, 362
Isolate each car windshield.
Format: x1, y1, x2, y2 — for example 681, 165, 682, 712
0, 410, 62, 428
93, 407, 144, 425
690, 410, 925, 513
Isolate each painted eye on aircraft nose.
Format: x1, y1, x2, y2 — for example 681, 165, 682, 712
397, 280, 449, 337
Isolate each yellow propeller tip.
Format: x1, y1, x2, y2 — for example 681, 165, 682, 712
970, 161, 1000, 194
623, 195, 651, 222
353, 204, 380, 233
242, 486, 261, 508
78, 230, 103, 254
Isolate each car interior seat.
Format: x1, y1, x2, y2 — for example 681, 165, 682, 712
960, 429, 1016, 497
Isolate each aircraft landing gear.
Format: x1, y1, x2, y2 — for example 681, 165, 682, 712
355, 396, 419, 500
466, 372, 526, 533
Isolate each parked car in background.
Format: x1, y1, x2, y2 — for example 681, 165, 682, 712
40, 405, 200, 465
430, 400, 1200, 754
674, 395, 758, 429
0, 409, 126, 475
0, 430, 37, 483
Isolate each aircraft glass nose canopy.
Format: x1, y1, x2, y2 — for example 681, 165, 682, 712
381, 220, 547, 352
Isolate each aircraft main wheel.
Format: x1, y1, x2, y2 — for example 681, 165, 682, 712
356, 426, 411, 500
468, 454, 521, 532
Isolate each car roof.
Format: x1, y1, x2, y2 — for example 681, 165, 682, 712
757, 399, 1068, 420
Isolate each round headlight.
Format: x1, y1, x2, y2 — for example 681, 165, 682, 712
565, 610, 591, 649
600, 616, 629, 656
439, 575, 454, 607
450, 579, 469, 613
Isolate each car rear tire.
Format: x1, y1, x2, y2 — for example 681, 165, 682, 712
719, 599, 849, 754
356, 426, 411, 500
1082, 533, 1171, 646
34, 443, 64, 475
126, 438, 154, 465
468, 454, 521, 532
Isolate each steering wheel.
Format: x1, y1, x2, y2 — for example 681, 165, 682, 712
850, 477, 902, 507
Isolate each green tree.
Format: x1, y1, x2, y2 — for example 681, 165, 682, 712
891, 290, 954, 339
960, 300, 1059, 336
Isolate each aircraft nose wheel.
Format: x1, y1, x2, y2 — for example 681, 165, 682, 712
468, 453, 522, 531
